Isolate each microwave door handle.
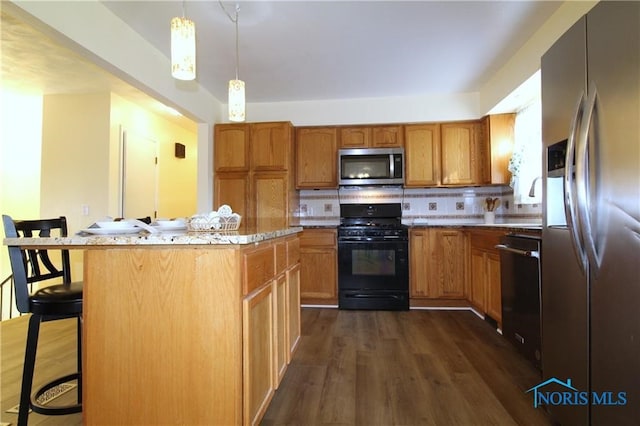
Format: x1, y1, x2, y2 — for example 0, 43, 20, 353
389, 154, 395, 178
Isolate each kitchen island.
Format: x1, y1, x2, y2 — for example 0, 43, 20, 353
4, 226, 302, 426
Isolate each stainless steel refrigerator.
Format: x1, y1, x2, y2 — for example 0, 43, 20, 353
541, 1, 639, 424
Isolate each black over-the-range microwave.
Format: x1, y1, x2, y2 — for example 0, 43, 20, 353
338, 148, 404, 186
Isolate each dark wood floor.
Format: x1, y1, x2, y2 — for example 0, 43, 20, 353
2, 309, 551, 425
262, 308, 551, 426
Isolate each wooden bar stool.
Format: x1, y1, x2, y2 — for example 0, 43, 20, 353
2, 215, 83, 426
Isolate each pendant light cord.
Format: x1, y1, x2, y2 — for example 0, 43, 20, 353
219, 1, 241, 80
235, 6, 239, 80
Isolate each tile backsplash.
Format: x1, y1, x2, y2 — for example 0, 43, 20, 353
297, 186, 541, 226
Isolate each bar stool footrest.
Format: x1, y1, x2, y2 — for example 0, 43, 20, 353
31, 372, 82, 416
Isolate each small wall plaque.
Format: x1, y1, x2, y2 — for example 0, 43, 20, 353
174, 142, 186, 159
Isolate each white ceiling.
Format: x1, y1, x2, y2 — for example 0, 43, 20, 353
101, 0, 559, 104
1, 1, 559, 124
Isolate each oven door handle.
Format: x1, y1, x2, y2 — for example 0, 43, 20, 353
343, 294, 404, 300
338, 237, 407, 242
495, 244, 540, 259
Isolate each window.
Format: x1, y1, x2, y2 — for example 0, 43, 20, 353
508, 98, 542, 204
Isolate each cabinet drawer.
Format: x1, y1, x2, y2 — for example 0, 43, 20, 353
275, 241, 287, 276
287, 238, 300, 267
243, 245, 275, 295
300, 229, 336, 247
470, 230, 505, 252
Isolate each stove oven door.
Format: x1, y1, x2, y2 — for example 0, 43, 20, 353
337, 239, 409, 310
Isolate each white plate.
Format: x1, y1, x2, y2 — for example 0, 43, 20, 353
82, 227, 141, 235
152, 224, 187, 231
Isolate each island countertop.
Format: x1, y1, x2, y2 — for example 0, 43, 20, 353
3, 227, 303, 425
3, 226, 303, 247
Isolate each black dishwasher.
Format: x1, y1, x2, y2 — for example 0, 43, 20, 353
496, 234, 542, 370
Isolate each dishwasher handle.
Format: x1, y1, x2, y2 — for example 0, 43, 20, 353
495, 244, 540, 259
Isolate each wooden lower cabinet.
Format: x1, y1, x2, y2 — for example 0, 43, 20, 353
243, 282, 275, 426
470, 248, 487, 310
82, 235, 301, 426
486, 252, 502, 323
410, 229, 430, 297
410, 228, 467, 299
300, 228, 337, 304
287, 263, 301, 355
273, 274, 288, 386
430, 229, 467, 298
469, 229, 506, 327
242, 235, 301, 425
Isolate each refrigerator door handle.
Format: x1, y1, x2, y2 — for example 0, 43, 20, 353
576, 84, 602, 272
565, 91, 588, 271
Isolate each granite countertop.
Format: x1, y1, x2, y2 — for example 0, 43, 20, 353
417, 223, 542, 231
300, 222, 541, 231
3, 227, 303, 247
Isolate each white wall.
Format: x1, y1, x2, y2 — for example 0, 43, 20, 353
244, 92, 480, 126
5, 0, 598, 212
0, 91, 43, 318
480, 1, 598, 114
5, 0, 222, 212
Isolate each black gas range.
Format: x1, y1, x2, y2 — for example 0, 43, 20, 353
337, 203, 409, 310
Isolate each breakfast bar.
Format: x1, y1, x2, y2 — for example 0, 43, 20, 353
4, 227, 303, 426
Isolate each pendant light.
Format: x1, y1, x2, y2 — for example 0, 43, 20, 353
228, 4, 245, 122
171, 2, 196, 81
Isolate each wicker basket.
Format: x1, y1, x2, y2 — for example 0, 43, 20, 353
188, 214, 242, 232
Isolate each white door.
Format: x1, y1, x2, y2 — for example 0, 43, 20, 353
122, 129, 157, 220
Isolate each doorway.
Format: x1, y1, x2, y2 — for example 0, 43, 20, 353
121, 128, 158, 219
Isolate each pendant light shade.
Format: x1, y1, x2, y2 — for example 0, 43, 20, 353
225, 3, 246, 122
228, 79, 246, 122
170, 16, 196, 81
229, 80, 245, 121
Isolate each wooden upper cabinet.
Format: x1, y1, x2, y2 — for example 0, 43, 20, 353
483, 113, 516, 185
214, 172, 249, 231
214, 124, 250, 172
296, 127, 338, 189
339, 125, 403, 148
404, 124, 441, 187
251, 122, 293, 171
372, 125, 404, 148
440, 121, 482, 185
254, 172, 289, 232
339, 127, 371, 148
